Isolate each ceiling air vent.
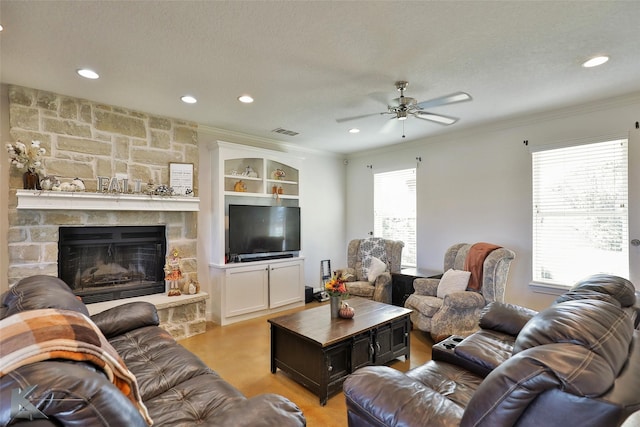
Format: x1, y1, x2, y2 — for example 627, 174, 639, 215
271, 127, 299, 137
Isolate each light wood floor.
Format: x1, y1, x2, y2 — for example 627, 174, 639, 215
179, 301, 434, 427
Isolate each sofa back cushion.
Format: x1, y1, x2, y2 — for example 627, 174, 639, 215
564, 273, 636, 308
513, 299, 633, 376
1, 275, 89, 318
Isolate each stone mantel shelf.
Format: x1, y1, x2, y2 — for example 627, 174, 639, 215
16, 190, 200, 211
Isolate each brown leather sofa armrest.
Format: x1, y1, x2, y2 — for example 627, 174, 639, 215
91, 301, 159, 338
0, 361, 149, 427
479, 302, 538, 336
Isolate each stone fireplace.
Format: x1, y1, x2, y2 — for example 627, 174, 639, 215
6, 85, 206, 338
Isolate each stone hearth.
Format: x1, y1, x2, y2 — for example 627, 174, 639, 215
86, 292, 209, 340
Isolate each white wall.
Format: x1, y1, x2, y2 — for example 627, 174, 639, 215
346, 92, 640, 311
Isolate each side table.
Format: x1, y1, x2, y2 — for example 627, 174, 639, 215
391, 268, 442, 307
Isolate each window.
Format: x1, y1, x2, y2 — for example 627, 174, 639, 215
374, 168, 416, 267
532, 139, 628, 287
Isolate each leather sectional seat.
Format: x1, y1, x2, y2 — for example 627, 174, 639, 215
343, 274, 640, 427
0, 275, 306, 426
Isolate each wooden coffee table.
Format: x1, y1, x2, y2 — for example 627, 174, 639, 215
268, 297, 412, 405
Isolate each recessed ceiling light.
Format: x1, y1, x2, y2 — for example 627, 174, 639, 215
582, 55, 609, 68
238, 95, 254, 104
77, 68, 100, 79
349, 128, 360, 134
0, 24, 4, 32
181, 95, 197, 104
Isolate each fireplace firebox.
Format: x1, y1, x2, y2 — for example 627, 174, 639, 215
58, 225, 167, 304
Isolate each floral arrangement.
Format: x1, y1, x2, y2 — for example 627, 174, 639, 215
325, 272, 349, 298
5, 140, 46, 173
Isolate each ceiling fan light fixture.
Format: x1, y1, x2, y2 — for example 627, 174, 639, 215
397, 110, 408, 120
582, 55, 609, 68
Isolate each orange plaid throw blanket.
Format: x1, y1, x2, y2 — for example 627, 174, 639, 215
0, 308, 153, 425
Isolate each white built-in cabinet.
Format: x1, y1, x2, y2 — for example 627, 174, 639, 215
209, 141, 305, 325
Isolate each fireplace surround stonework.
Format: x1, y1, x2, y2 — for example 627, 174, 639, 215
6, 85, 205, 338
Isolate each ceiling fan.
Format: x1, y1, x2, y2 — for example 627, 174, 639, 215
336, 81, 472, 136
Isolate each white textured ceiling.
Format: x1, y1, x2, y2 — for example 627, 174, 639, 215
1, 1, 640, 154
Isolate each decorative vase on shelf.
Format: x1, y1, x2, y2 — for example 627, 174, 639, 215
330, 295, 341, 319
23, 169, 41, 190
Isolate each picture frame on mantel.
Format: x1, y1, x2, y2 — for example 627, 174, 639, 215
169, 162, 194, 196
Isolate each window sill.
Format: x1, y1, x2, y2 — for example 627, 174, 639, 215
529, 281, 571, 296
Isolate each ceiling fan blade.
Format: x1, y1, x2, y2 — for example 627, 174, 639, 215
416, 92, 472, 110
336, 112, 385, 123
413, 111, 459, 125
380, 117, 398, 134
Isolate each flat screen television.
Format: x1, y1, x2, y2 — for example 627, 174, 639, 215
228, 204, 301, 260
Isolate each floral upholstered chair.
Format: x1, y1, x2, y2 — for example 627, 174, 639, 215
404, 243, 515, 342
336, 238, 404, 304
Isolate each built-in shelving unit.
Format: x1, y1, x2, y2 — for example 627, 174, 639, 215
208, 141, 305, 325
223, 157, 299, 198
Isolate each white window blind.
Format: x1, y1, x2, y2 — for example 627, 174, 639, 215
532, 139, 629, 287
374, 168, 416, 267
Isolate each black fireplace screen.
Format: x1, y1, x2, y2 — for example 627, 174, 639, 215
58, 225, 167, 304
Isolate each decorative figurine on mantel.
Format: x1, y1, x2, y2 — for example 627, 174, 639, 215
165, 248, 183, 296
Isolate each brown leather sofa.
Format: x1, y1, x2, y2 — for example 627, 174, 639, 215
343, 274, 640, 426
0, 275, 306, 426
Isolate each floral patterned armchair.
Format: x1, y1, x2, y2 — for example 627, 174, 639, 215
404, 243, 515, 341
336, 238, 404, 304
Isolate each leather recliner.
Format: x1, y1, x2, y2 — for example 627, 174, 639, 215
343, 274, 640, 427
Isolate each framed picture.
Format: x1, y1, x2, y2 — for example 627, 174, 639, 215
169, 162, 194, 196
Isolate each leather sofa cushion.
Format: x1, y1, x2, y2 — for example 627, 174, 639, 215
91, 301, 159, 338
478, 302, 537, 336
0, 361, 149, 426
405, 360, 483, 408
568, 273, 636, 307
453, 329, 516, 376
1, 275, 89, 318
107, 325, 225, 402
514, 299, 633, 375
344, 366, 467, 426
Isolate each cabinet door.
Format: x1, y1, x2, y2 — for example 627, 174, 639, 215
373, 324, 394, 364
326, 342, 350, 384
269, 261, 303, 308
390, 317, 410, 359
225, 265, 269, 317
351, 332, 373, 371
